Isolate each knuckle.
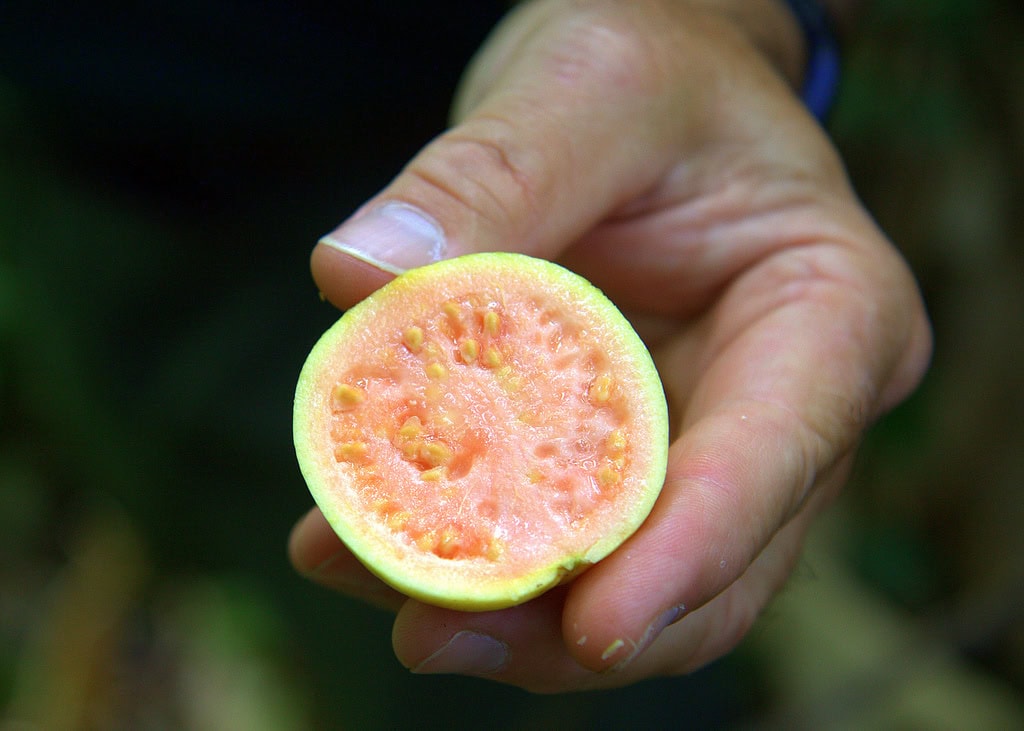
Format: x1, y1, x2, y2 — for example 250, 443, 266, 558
405, 120, 545, 238
546, 4, 671, 98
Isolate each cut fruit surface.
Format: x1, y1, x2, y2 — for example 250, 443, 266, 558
294, 252, 668, 610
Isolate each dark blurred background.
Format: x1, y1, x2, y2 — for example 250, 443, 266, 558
1, 1, 1022, 729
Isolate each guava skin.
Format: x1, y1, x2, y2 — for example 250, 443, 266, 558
294, 253, 668, 610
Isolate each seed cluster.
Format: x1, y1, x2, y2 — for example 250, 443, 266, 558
326, 295, 630, 562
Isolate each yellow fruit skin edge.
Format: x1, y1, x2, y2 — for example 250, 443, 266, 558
293, 252, 669, 611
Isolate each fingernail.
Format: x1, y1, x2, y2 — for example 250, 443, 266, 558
307, 550, 345, 578
308, 551, 360, 582
607, 604, 686, 673
655, 603, 687, 633
319, 202, 446, 275
292, 543, 372, 589
411, 630, 509, 676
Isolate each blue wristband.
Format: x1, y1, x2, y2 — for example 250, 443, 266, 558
781, 0, 841, 122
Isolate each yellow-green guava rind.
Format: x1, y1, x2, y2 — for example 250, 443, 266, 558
293, 252, 668, 611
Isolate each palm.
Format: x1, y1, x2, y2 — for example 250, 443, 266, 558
523, 171, 905, 677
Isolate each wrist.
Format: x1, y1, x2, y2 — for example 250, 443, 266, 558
693, 0, 841, 122
689, 0, 807, 89
776, 0, 842, 121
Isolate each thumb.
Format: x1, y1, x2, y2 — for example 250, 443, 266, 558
311, 2, 709, 309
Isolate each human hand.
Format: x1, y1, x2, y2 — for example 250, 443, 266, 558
289, 0, 931, 692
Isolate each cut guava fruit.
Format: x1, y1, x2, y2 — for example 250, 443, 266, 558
293, 252, 668, 610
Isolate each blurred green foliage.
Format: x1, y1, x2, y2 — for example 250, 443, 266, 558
2, 1, 1023, 728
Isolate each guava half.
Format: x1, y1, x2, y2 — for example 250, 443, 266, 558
294, 252, 668, 610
